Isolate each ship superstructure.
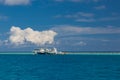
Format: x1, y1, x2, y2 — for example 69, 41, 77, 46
33, 48, 64, 55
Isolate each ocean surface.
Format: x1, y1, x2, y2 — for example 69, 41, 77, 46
0, 53, 120, 80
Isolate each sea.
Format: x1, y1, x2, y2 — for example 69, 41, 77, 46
0, 52, 120, 80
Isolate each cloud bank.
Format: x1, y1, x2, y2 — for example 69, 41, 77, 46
9, 26, 57, 45
52, 25, 120, 35
0, 0, 31, 5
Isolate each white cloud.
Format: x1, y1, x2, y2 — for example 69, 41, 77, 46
99, 17, 120, 21
54, 12, 94, 19
76, 16, 120, 22
76, 18, 95, 22
9, 26, 57, 45
94, 5, 106, 10
77, 12, 94, 17
54, 11, 119, 22
0, 0, 31, 5
75, 41, 87, 46
52, 25, 120, 35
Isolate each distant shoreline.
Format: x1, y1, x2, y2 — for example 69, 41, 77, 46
0, 51, 120, 55
63, 51, 120, 53
0, 51, 120, 53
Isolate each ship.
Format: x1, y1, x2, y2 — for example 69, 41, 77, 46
33, 47, 64, 55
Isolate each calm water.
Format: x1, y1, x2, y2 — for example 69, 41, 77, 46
0, 53, 120, 80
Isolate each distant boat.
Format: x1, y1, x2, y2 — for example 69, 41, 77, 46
33, 48, 64, 55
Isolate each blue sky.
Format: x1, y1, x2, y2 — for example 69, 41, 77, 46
0, 0, 120, 51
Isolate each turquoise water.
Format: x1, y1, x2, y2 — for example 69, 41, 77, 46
0, 53, 120, 80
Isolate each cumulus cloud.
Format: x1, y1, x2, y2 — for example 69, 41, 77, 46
9, 26, 57, 45
0, 0, 31, 5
